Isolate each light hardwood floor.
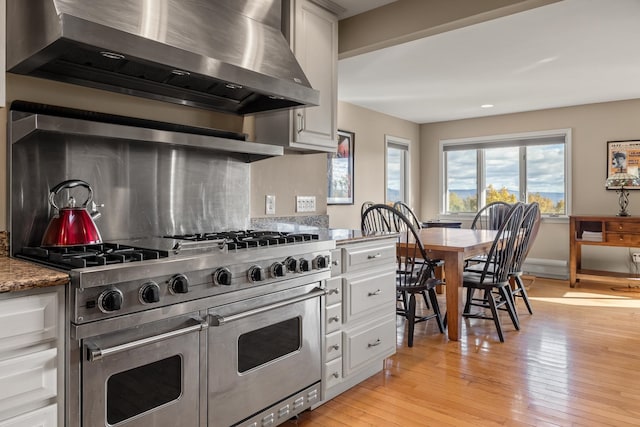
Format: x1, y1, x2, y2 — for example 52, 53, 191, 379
286, 278, 640, 426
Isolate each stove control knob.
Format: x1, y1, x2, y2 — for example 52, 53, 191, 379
139, 282, 160, 304
314, 255, 330, 270
213, 268, 232, 286
169, 274, 189, 294
299, 258, 310, 272
98, 289, 123, 313
248, 265, 265, 283
270, 262, 287, 278
284, 257, 299, 273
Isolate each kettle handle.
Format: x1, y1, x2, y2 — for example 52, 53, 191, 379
49, 179, 94, 210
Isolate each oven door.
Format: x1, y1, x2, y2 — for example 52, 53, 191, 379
81, 313, 207, 427
208, 284, 323, 427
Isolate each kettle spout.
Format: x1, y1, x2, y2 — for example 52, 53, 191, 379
90, 201, 104, 221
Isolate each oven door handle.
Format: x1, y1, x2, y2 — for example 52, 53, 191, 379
210, 287, 326, 326
85, 317, 208, 362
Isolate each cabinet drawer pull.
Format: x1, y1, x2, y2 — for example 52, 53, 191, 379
331, 372, 340, 379
332, 260, 339, 266
367, 289, 382, 296
329, 316, 340, 323
297, 113, 304, 133
367, 253, 382, 259
368, 339, 382, 348
328, 288, 340, 295
330, 344, 340, 351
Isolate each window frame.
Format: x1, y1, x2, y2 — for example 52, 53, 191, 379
385, 135, 411, 204
438, 128, 572, 218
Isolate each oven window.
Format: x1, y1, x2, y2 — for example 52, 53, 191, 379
106, 355, 182, 424
238, 317, 301, 373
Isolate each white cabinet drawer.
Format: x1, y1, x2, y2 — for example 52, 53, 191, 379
343, 241, 395, 272
325, 304, 342, 334
343, 317, 396, 376
344, 269, 395, 322
325, 277, 342, 306
0, 404, 57, 427
330, 249, 342, 276
324, 357, 343, 390
0, 348, 57, 415
0, 293, 58, 352
325, 331, 342, 362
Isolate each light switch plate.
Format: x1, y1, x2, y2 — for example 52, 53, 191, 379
265, 195, 276, 215
296, 196, 316, 213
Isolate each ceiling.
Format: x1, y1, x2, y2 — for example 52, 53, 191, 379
334, 0, 640, 124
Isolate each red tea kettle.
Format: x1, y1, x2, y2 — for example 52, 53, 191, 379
41, 179, 103, 246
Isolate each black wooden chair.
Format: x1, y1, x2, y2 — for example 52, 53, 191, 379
471, 201, 512, 230
465, 202, 540, 316
361, 204, 445, 347
360, 201, 376, 221
462, 202, 525, 342
508, 202, 541, 315
393, 201, 422, 230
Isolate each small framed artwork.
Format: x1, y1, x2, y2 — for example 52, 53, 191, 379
606, 140, 640, 189
327, 130, 354, 205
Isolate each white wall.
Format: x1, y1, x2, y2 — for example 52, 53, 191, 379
328, 101, 421, 229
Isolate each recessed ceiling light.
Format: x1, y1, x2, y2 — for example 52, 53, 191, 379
481, 104, 494, 108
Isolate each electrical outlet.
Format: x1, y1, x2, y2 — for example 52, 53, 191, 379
296, 196, 316, 213
265, 195, 276, 215
633, 253, 640, 263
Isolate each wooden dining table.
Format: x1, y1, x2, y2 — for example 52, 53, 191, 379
399, 227, 500, 341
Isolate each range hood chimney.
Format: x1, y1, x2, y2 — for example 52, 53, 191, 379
6, 0, 319, 115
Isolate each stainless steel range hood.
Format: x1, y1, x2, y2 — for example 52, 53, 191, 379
6, 0, 319, 115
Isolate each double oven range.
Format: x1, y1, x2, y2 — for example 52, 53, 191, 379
8, 103, 334, 427
18, 231, 333, 427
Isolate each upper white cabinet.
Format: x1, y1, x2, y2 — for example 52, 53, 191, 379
254, 0, 338, 152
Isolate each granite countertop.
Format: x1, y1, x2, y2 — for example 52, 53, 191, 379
325, 228, 398, 245
0, 257, 70, 293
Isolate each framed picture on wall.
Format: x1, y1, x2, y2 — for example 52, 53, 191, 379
328, 130, 354, 205
606, 140, 640, 189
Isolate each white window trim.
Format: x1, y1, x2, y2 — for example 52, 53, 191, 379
438, 128, 572, 219
385, 135, 411, 205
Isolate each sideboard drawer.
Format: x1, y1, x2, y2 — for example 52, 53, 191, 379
605, 221, 640, 234
605, 233, 640, 245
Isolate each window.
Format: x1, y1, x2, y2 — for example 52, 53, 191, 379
386, 136, 410, 203
440, 129, 570, 216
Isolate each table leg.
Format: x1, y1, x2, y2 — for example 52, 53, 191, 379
444, 251, 464, 341
435, 264, 444, 294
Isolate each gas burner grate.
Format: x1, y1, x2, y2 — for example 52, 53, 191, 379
20, 243, 167, 269
165, 230, 319, 250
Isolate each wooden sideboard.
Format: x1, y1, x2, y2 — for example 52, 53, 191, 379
569, 215, 640, 287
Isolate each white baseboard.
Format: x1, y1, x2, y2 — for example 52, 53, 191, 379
522, 257, 568, 280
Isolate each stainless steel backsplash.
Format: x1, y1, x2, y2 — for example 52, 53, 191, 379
11, 132, 250, 252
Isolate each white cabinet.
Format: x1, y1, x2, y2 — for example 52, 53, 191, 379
0, 405, 57, 427
0, 288, 64, 426
318, 237, 397, 404
254, 0, 338, 152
